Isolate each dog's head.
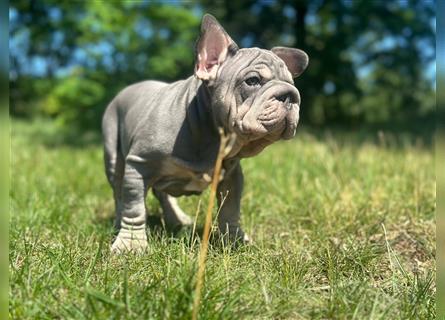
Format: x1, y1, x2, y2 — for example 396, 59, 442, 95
194, 14, 308, 157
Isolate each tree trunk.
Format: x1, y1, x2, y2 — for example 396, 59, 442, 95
295, 1, 307, 49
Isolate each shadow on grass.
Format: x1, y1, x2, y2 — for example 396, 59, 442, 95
94, 211, 248, 252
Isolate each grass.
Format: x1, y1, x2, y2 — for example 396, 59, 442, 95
10, 119, 435, 319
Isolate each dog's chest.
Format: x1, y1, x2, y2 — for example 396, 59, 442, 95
153, 160, 224, 196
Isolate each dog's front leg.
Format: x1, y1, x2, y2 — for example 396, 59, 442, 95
111, 160, 148, 253
216, 159, 250, 243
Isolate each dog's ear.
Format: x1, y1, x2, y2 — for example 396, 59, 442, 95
271, 47, 309, 78
195, 14, 239, 81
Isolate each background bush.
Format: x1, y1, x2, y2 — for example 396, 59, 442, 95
9, 1, 435, 131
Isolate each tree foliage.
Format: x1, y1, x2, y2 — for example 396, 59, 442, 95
9, 0, 435, 131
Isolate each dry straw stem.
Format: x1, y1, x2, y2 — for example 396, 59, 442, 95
192, 128, 234, 320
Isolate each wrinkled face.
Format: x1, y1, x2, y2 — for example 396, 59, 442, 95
212, 48, 301, 144
194, 14, 308, 157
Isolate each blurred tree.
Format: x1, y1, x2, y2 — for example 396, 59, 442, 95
10, 1, 200, 128
10, 0, 83, 117
200, 0, 435, 127
9, 0, 435, 131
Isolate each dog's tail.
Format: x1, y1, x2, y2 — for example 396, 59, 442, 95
102, 98, 120, 187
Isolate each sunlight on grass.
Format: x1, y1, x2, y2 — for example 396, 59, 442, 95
10, 119, 435, 319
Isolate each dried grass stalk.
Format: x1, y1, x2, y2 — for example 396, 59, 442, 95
192, 128, 233, 320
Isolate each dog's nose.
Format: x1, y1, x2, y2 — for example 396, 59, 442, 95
276, 90, 300, 106
276, 93, 290, 103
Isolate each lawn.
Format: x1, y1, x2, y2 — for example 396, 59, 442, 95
10, 119, 435, 319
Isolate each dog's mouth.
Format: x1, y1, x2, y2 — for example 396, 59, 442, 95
235, 94, 300, 142
258, 96, 294, 133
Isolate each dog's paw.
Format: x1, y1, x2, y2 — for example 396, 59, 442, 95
162, 212, 193, 236
217, 225, 252, 246
163, 207, 193, 230
164, 213, 193, 230
111, 229, 148, 254
177, 212, 193, 226
241, 232, 252, 244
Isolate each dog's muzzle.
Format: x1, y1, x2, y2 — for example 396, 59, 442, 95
236, 81, 300, 140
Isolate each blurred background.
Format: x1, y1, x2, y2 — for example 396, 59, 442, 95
9, 0, 435, 137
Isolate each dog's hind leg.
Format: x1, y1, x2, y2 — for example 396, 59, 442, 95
111, 161, 149, 253
102, 100, 125, 230
111, 152, 125, 230
153, 189, 193, 230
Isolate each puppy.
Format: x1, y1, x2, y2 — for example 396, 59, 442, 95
102, 14, 309, 252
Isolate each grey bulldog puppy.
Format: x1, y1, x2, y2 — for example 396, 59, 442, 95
102, 14, 308, 253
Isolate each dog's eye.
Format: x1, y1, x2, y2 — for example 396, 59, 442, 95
245, 76, 261, 86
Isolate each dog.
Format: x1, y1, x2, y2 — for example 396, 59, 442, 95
102, 14, 309, 252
